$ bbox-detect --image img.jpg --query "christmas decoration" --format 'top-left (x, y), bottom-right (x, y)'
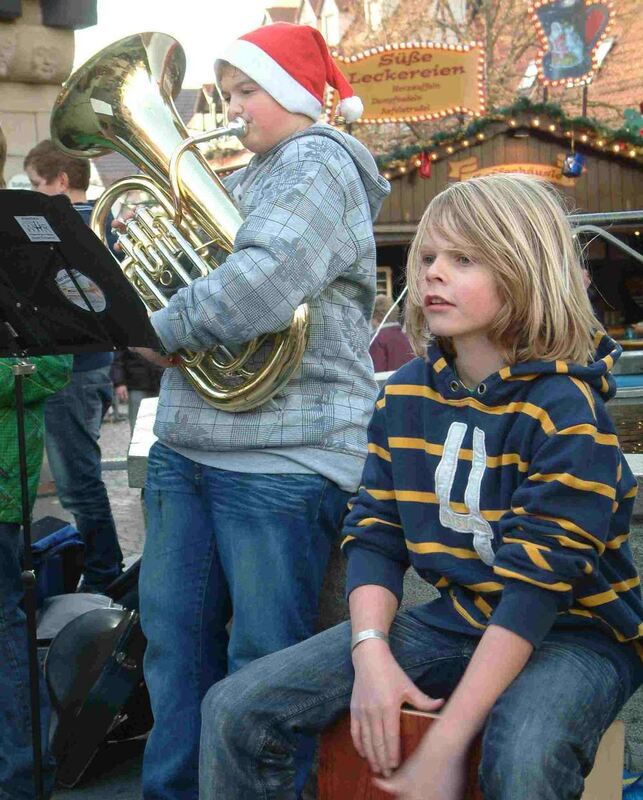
top-left (623, 105), bottom-right (643, 138)
top-left (215, 22), bottom-right (364, 123)
top-left (419, 151), bottom-right (432, 179)
top-left (372, 98), bottom-right (643, 178)
top-left (528, 0), bottom-right (612, 87)
top-left (562, 151), bottom-right (586, 176)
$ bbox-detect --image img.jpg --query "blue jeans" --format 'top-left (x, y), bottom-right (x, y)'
top-left (140, 442), bottom-right (350, 800)
top-left (45, 366), bottom-right (123, 591)
top-left (200, 612), bottom-right (636, 800)
top-left (0, 524), bottom-right (56, 800)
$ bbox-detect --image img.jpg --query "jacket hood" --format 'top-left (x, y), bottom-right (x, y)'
top-left (428, 332), bottom-right (622, 403)
top-left (247, 122), bottom-right (390, 222)
top-left (301, 123), bottom-right (390, 221)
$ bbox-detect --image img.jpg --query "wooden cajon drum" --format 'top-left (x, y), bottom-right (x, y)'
top-left (318, 709), bottom-right (483, 800)
top-left (318, 711), bottom-right (624, 800)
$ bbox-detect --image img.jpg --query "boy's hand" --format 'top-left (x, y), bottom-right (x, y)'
top-left (372, 725), bottom-right (467, 800)
top-left (350, 640), bottom-right (443, 777)
top-left (372, 624), bottom-right (534, 799)
top-left (110, 208), bottom-right (134, 253)
top-left (129, 347), bottom-right (175, 368)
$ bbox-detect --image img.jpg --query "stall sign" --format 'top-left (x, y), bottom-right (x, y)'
top-left (329, 42), bottom-right (485, 124)
top-left (448, 155), bottom-right (576, 187)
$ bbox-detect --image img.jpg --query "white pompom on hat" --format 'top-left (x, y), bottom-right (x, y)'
top-left (214, 22), bottom-right (364, 123)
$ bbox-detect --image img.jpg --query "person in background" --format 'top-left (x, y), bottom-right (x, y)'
top-left (111, 349), bottom-right (164, 433)
top-left (131, 22), bottom-right (389, 799)
top-left (24, 140), bottom-right (123, 594)
top-left (198, 174), bottom-right (642, 800)
top-left (369, 293), bottom-right (414, 373)
top-left (0, 124), bottom-right (73, 800)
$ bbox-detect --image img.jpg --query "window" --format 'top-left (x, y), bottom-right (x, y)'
top-left (320, 0), bottom-right (340, 45)
top-left (595, 36), bottom-right (614, 67)
top-left (518, 60), bottom-right (538, 92)
top-left (364, 0), bottom-right (382, 31)
top-left (376, 266), bottom-right (393, 299)
top-left (298, 0), bottom-right (318, 27)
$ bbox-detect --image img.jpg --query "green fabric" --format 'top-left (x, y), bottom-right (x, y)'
top-left (0, 356), bottom-right (72, 522)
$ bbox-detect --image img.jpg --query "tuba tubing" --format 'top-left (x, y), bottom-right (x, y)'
top-left (50, 32), bottom-right (309, 412)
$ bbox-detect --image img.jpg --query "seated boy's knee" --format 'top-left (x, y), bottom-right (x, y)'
top-left (200, 681), bottom-right (243, 751)
top-left (479, 731), bottom-right (582, 799)
top-left (202, 680), bottom-right (232, 723)
top-left (201, 675), bottom-right (256, 735)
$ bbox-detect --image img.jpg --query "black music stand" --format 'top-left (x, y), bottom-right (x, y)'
top-left (0, 189), bottom-right (159, 799)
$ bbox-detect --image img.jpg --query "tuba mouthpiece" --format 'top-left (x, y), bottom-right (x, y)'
top-left (227, 118), bottom-right (247, 139)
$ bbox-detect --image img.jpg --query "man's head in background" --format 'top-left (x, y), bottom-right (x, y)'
top-left (24, 139), bottom-right (89, 202)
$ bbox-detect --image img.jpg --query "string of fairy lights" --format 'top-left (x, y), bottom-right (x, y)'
top-left (373, 102), bottom-right (643, 180)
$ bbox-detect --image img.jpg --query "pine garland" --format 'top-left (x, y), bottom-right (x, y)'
top-left (373, 97), bottom-right (643, 169)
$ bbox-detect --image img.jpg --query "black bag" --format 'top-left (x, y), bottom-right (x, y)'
top-left (40, 555), bottom-right (151, 787)
top-left (104, 556), bottom-right (141, 611)
top-left (45, 605), bottom-right (150, 787)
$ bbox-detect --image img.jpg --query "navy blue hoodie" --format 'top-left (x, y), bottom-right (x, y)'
top-left (343, 334), bottom-right (642, 673)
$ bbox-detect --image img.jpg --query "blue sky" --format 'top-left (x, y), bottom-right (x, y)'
top-left (74, 0), bottom-right (267, 88)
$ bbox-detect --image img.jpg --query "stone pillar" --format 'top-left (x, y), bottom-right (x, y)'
top-left (0, 0), bottom-right (74, 183)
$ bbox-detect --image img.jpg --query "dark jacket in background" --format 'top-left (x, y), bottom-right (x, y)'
top-left (111, 350), bottom-right (164, 394)
top-left (72, 200), bottom-right (116, 373)
top-left (369, 322), bottom-right (414, 373)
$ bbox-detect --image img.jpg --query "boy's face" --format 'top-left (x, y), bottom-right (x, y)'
top-left (219, 68), bottom-right (312, 155)
top-left (418, 227), bottom-right (503, 350)
top-left (25, 165), bottom-right (66, 196)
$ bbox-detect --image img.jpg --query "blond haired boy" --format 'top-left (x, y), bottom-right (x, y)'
top-left (200, 175), bottom-right (642, 800)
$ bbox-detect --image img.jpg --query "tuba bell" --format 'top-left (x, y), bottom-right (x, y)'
top-left (50, 32), bottom-right (308, 412)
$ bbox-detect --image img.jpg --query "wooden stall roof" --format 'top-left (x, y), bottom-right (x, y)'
top-left (374, 111), bottom-right (643, 243)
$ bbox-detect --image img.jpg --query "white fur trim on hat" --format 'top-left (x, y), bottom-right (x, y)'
top-left (215, 39), bottom-right (322, 121)
top-left (339, 95), bottom-right (364, 123)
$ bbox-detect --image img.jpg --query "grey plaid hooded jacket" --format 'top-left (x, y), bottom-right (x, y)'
top-left (151, 123), bottom-right (390, 466)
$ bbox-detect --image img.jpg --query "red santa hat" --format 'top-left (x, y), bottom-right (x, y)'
top-left (214, 22), bottom-right (364, 123)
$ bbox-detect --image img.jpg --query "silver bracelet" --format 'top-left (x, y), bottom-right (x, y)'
top-left (351, 628), bottom-right (390, 653)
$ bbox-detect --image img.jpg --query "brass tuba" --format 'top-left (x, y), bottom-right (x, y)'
top-left (50, 32), bottom-right (308, 412)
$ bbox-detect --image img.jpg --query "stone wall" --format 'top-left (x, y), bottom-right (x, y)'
top-left (0, 0), bottom-right (73, 183)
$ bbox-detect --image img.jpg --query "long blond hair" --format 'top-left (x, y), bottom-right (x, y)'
top-left (405, 173), bottom-right (601, 365)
